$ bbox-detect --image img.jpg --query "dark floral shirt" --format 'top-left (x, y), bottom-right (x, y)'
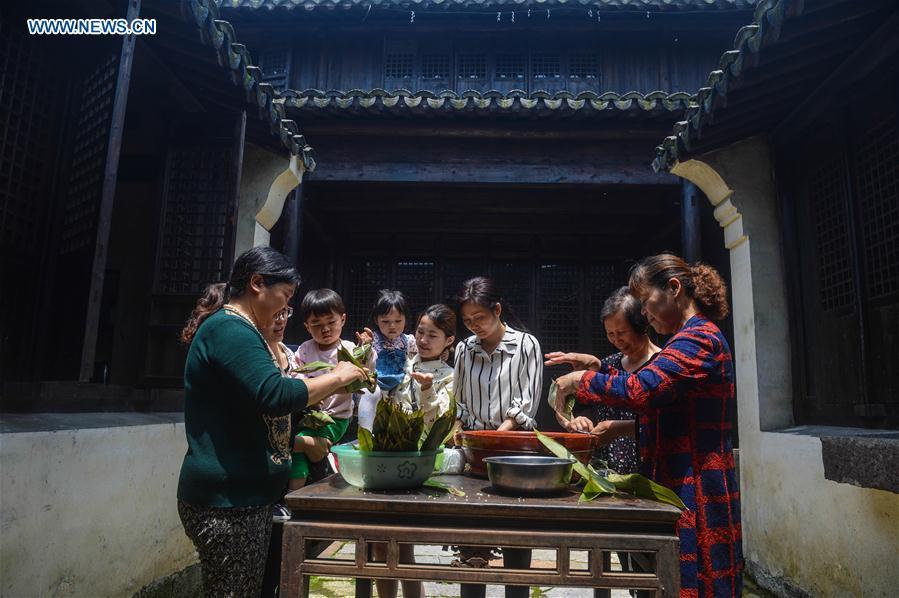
top-left (572, 352), bottom-right (639, 474)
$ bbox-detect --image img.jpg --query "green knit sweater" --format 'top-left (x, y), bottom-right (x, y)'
top-left (177, 308), bottom-right (309, 507)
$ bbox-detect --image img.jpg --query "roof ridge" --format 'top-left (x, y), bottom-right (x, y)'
top-left (187, 0), bottom-right (316, 167)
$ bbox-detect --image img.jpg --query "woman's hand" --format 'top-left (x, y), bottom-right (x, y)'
top-left (410, 371), bottom-right (434, 391)
top-left (333, 361), bottom-right (367, 387)
top-left (544, 352), bottom-right (601, 371)
top-left (588, 420), bottom-right (635, 446)
top-left (295, 435), bottom-right (332, 462)
top-left (496, 418), bottom-right (518, 432)
top-left (563, 415), bottom-right (594, 433)
top-left (554, 370), bottom-right (586, 401)
top-left (355, 327), bottom-right (374, 346)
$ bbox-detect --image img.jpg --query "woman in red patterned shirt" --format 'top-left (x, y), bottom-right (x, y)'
top-left (554, 254), bottom-right (742, 598)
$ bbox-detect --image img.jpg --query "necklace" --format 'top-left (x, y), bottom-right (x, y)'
top-left (223, 304), bottom-right (278, 363)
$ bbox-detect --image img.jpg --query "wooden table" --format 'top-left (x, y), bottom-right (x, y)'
top-left (281, 474), bottom-right (681, 597)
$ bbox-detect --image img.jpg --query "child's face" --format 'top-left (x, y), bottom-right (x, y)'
top-left (376, 308), bottom-right (406, 340)
top-left (304, 310), bottom-right (346, 347)
top-left (415, 315), bottom-right (454, 360)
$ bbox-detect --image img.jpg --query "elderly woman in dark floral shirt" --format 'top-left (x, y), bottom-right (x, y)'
top-left (546, 286), bottom-right (660, 473)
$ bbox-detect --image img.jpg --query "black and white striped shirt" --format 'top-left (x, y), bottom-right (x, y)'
top-left (453, 325), bottom-right (543, 430)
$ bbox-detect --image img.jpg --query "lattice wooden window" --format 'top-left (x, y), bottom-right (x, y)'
top-left (385, 53), bottom-right (414, 80)
top-left (155, 146), bottom-right (234, 295)
top-left (538, 263), bottom-right (579, 344)
top-left (59, 52), bottom-right (119, 255)
top-left (810, 156), bottom-right (855, 312)
top-left (258, 47), bottom-right (290, 90)
top-left (854, 114), bottom-right (899, 300)
top-left (492, 262), bottom-right (533, 331)
top-left (587, 263), bottom-right (619, 358)
top-left (421, 54), bottom-right (450, 80)
top-left (495, 54), bottom-right (525, 81)
top-left (532, 54), bottom-right (561, 80)
top-left (457, 54), bottom-right (486, 80)
top-left (569, 53), bottom-right (599, 81)
top-left (396, 261), bottom-right (436, 318)
top-left (344, 259), bottom-right (390, 335)
top-left (0, 26), bottom-right (54, 250)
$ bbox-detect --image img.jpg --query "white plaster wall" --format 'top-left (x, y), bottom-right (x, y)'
top-left (235, 143), bottom-right (290, 256)
top-left (742, 431), bottom-right (899, 596)
top-left (690, 137), bottom-right (899, 596)
top-left (0, 418), bottom-right (195, 597)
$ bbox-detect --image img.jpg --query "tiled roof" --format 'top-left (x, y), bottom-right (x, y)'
top-left (652, 0), bottom-right (798, 171)
top-left (285, 88), bottom-right (694, 117)
top-left (186, 0), bottom-right (316, 169)
top-left (218, 0), bottom-right (755, 11)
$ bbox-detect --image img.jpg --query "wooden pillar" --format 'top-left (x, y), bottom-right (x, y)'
top-left (79, 0), bottom-right (140, 381)
top-left (681, 180), bottom-right (702, 263)
top-left (282, 184), bottom-right (304, 267)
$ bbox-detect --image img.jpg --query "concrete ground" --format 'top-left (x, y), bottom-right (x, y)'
top-left (306, 542), bottom-right (775, 597)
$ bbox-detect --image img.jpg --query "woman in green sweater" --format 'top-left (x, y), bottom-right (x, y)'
top-left (177, 246), bottom-right (366, 597)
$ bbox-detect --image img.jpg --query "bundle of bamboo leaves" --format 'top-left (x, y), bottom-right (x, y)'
top-left (292, 342), bottom-right (378, 393)
top-left (357, 394), bottom-right (457, 453)
top-left (535, 430), bottom-right (686, 510)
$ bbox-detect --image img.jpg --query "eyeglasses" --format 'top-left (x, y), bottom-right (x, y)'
top-left (274, 307), bottom-right (294, 322)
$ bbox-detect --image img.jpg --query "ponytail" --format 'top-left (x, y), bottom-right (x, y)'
top-left (629, 253), bottom-right (730, 322)
top-left (690, 263), bottom-right (729, 321)
top-left (180, 283), bottom-right (227, 344)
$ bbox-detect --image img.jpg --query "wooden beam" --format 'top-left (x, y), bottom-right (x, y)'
top-left (305, 161), bottom-right (673, 186)
top-left (80, 0), bottom-right (141, 381)
top-left (775, 9), bottom-right (899, 144)
top-left (225, 110), bottom-right (247, 272)
top-left (294, 120), bottom-right (673, 141)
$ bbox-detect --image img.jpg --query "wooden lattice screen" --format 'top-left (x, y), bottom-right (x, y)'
top-left (155, 146), bottom-right (235, 295)
top-left (0, 23), bottom-right (59, 381)
top-left (810, 155), bottom-right (855, 313)
top-left (854, 113), bottom-right (899, 301)
top-left (793, 104), bottom-right (899, 427)
top-left (59, 52), bottom-right (120, 256)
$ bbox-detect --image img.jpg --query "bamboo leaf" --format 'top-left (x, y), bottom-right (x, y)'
top-left (297, 410), bottom-right (335, 430)
top-left (423, 478), bottom-right (466, 497)
top-left (338, 343), bottom-right (377, 393)
top-left (293, 361), bottom-right (335, 374)
top-left (607, 473), bottom-right (686, 510)
top-left (357, 427), bottom-right (375, 452)
top-left (420, 395), bottom-right (457, 451)
top-left (535, 429), bottom-right (615, 494)
top-left (580, 478), bottom-right (612, 503)
top-left (547, 381), bottom-right (576, 423)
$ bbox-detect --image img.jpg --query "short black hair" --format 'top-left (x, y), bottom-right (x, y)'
top-left (370, 289), bottom-right (410, 325)
top-left (300, 289), bottom-right (345, 321)
top-left (600, 286), bottom-right (649, 334)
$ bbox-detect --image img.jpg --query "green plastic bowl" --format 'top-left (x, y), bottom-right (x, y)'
top-left (331, 444), bottom-right (442, 490)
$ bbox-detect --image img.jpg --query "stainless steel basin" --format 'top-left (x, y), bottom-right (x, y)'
top-left (484, 455), bottom-right (575, 495)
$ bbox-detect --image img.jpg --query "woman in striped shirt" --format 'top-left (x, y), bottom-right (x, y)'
top-left (452, 276), bottom-right (542, 598)
top-left (453, 277), bottom-right (543, 432)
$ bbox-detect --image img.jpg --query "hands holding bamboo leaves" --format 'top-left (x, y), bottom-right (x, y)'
top-left (294, 342), bottom-right (378, 394)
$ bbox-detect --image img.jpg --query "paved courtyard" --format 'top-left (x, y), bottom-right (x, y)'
top-left (305, 541), bottom-right (773, 597)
